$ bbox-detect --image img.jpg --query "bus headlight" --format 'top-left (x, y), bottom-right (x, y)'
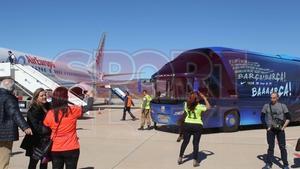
top-left (174, 111), bottom-right (184, 115)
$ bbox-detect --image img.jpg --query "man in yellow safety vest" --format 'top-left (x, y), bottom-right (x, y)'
top-left (138, 90), bottom-right (152, 130)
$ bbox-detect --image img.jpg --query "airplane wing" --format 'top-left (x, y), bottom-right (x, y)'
top-left (103, 72), bottom-right (143, 77)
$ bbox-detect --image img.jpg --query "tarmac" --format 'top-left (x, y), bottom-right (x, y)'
top-left (10, 108), bottom-right (300, 169)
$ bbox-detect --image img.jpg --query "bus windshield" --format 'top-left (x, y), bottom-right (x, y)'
top-left (154, 77), bottom-right (198, 101)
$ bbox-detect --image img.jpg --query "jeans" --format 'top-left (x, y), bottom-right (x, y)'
top-left (266, 129), bottom-right (288, 167)
top-left (51, 149), bottom-right (80, 169)
top-left (179, 123), bottom-right (202, 160)
top-left (122, 107), bottom-right (135, 120)
top-left (28, 157), bottom-right (47, 169)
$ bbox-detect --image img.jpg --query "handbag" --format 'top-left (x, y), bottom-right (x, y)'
top-left (31, 115), bottom-right (63, 160)
top-left (31, 138), bottom-right (52, 160)
top-left (20, 135), bottom-right (33, 150)
top-left (296, 138), bottom-right (300, 151)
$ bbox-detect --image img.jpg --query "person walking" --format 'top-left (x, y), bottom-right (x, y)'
top-left (261, 92), bottom-right (291, 169)
top-left (121, 91), bottom-right (137, 121)
top-left (138, 90), bottom-right (152, 130)
top-left (82, 90), bottom-right (94, 114)
top-left (43, 87), bottom-right (82, 169)
top-left (21, 88), bottom-right (51, 169)
top-left (0, 78), bottom-right (32, 169)
top-left (178, 91), bottom-right (211, 167)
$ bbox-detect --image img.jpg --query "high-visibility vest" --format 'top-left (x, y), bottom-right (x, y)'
top-left (127, 96), bottom-right (133, 107)
top-left (141, 94), bottom-right (152, 109)
top-left (184, 102), bottom-right (207, 125)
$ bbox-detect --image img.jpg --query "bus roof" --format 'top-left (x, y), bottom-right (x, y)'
top-left (152, 47), bottom-right (300, 78)
top-left (207, 47), bottom-right (300, 61)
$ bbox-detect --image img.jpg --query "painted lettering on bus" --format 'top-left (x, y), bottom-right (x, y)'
top-left (251, 82), bottom-right (292, 97)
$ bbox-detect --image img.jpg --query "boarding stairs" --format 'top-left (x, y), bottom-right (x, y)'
top-left (111, 87), bottom-right (126, 101)
top-left (0, 63), bottom-right (86, 106)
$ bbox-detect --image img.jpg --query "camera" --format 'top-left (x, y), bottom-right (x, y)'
top-left (271, 118), bottom-right (284, 130)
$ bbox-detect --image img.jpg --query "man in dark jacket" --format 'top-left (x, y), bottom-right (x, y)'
top-left (7, 51), bottom-right (16, 64)
top-left (0, 78), bottom-right (32, 169)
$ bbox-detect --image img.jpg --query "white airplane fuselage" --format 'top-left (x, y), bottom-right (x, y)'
top-left (0, 47), bottom-right (101, 90)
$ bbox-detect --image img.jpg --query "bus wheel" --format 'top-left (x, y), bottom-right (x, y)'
top-left (223, 111), bottom-right (240, 132)
top-left (153, 122), bottom-right (158, 130)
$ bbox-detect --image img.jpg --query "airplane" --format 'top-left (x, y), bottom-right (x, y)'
top-left (0, 33), bottom-right (133, 99)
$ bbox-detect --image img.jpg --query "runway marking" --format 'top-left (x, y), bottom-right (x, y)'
top-left (286, 138), bottom-right (298, 141)
top-left (111, 131), bottom-right (158, 169)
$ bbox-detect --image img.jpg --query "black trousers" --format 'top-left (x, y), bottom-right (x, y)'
top-left (179, 123), bottom-right (202, 160)
top-left (51, 149), bottom-right (80, 169)
top-left (28, 157), bottom-right (47, 169)
top-left (266, 129), bottom-right (288, 167)
top-left (122, 107), bottom-right (135, 119)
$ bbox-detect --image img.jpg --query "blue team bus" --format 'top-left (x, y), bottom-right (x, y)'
top-left (150, 47), bottom-right (300, 132)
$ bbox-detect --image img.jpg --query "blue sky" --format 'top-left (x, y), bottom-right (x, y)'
top-left (1, 0), bottom-right (300, 67)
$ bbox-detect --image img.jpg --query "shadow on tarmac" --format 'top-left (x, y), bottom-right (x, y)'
top-left (182, 150), bottom-right (214, 164)
top-left (76, 128), bottom-right (90, 131)
top-left (155, 124), bottom-right (265, 135)
top-left (11, 151), bottom-right (24, 156)
top-left (155, 125), bottom-right (179, 134)
top-left (78, 116), bottom-right (95, 120)
top-left (155, 123), bottom-right (300, 135)
top-left (257, 154), bottom-right (284, 169)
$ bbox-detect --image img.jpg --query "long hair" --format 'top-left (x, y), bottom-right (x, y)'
top-left (186, 91), bottom-right (198, 112)
top-left (29, 88), bottom-right (45, 109)
top-left (186, 91), bottom-right (198, 119)
top-left (52, 87), bottom-right (69, 123)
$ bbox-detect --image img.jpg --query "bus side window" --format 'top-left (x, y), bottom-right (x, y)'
top-left (205, 66), bottom-right (221, 98)
top-left (187, 78), bottom-right (194, 93)
top-left (199, 88), bottom-right (208, 95)
top-left (228, 89), bottom-right (237, 97)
